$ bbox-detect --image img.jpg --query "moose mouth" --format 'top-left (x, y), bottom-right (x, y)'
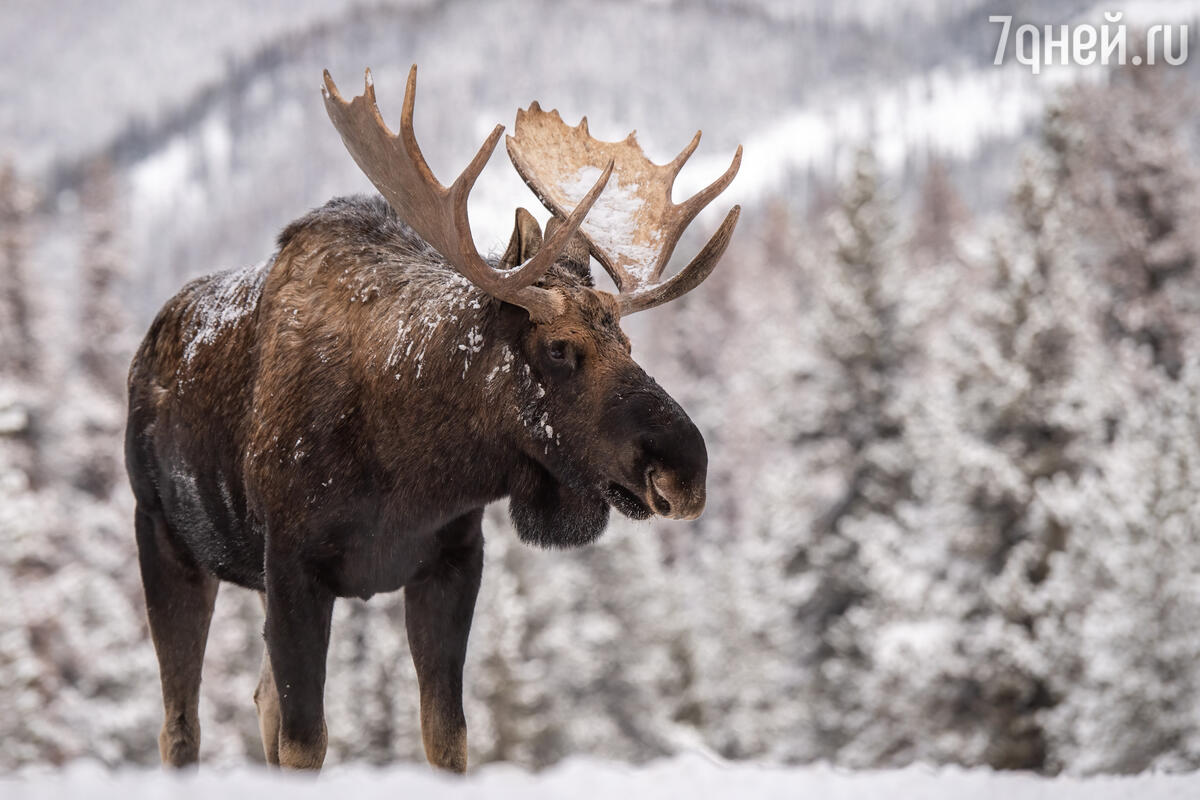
top-left (603, 467), bottom-right (706, 521)
top-left (602, 481), bottom-right (654, 520)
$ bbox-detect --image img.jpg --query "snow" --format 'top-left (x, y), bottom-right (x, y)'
top-left (0, 388), bottom-right (29, 435)
top-left (485, 344), bottom-right (515, 387)
top-left (458, 326), bottom-right (485, 379)
top-left (3, 756), bottom-right (1197, 799)
top-left (384, 273), bottom-right (485, 381)
top-left (513, 359), bottom-right (553, 448)
top-left (675, 64), bottom-right (1094, 208)
top-left (181, 257), bottom-right (273, 365)
top-left (558, 166), bottom-right (662, 282)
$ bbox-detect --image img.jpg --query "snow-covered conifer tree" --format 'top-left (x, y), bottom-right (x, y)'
top-left (1044, 63), bottom-right (1200, 378)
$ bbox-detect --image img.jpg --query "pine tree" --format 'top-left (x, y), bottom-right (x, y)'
top-left (792, 148), bottom-right (918, 762)
top-left (324, 595), bottom-right (422, 765)
top-left (643, 197), bottom-right (829, 763)
top-left (0, 160), bottom-right (36, 379)
top-left (910, 156), bottom-right (968, 264)
top-left (1037, 352), bottom-right (1200, 773)
top-left (0, 160), bottom-right (43, 487)
top-left (69, 158), bottom-right (132, 498)
top-left (909, 154), bottom-right (1107, 769)
top-left (78, 159), bottom-right (131, 397)
top-left (463, 512), bottom-right (688, 768)
top-left (1045, 63), bottom-right (1200, 378)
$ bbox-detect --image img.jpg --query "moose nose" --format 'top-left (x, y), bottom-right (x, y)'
top-left (618, 374), bottom-right (708, 520)
top-left (646, 466), bottom-right (706, 520)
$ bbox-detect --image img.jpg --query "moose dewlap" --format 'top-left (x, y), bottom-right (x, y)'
top-left (124, 65), bottom-right (740, 773)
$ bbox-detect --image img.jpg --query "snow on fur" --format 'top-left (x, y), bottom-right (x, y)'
top-left (181, 257), bottom-right (273, 365)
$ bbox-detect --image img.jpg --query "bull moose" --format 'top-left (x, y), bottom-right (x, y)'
top-left (125, 65), bottom-right (741, 772)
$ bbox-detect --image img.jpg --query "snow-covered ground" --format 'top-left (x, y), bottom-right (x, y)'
top-left (3, 755), bottom-right (1198, 799)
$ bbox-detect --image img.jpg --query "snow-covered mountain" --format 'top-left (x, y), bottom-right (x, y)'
top-left (5, 0), bottom-right (1158, 316)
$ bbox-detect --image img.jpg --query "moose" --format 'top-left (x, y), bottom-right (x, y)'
top-left (125, 65), bottom-right (741, 773)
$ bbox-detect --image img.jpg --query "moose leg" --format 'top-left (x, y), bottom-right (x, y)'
top-left (135, 504), bottom-right (219, 767)
top-left (263, 548), bottom-right (334, 770)
top-left (405, 510), bottom-right (484, 774)
top-left (253, 593), bottom-right (282, 766)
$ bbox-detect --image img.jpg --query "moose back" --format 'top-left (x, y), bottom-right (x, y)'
top-left (125, 66), bottom-right (740, 772)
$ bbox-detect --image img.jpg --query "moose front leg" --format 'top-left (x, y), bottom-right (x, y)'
top-left (263, 543), bottom-right (335, 770)
top-left (405, 510), bottom-right (484, 773)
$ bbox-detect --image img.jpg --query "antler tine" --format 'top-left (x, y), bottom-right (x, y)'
top-left (619, 205), bottom-right (740, 315)
top-left (667, 130), bottom-right (702, 177)
top-left (506, 103), bottom-right (741, 313)
top-left (323, 66), bottom-right (612, 321)
top-left (645, 143), bottom-right (743, 284)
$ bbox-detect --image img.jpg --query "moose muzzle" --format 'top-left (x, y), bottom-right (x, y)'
top-left (646, 465), bottom-right (707, 520)
top-left (634, 397), bottom-right (708, 521)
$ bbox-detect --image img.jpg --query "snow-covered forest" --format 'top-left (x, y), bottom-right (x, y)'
top-left (5, 0), bottom-right (1200, 783)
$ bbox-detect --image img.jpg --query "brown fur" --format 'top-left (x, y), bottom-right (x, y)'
top-left (126, 195), bottom-right (708, 772)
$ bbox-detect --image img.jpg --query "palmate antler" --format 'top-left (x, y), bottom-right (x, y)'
top-left (506, 104), bottom-right (742, 314)
top-left (322, 66), bottom-right (613, 322)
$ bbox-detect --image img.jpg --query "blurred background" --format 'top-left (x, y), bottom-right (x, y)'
top-left (4, 0), bottom-right (1200, 776)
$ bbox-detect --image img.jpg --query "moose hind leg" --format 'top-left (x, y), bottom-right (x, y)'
top-left (405, 510), bottom-right (484, 773)
top-left (254, 594), bottom-right (282, 766)
top-left (135, 505), bottom-right (219, 767)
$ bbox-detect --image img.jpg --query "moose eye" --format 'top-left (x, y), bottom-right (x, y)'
top-left (545, 340), bottom-right (580, 372)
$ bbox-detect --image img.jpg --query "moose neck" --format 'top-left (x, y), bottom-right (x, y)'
top-left (358, 281), bottom-right (528, 492)
top-left (354, 269), bottom-right (610, 548)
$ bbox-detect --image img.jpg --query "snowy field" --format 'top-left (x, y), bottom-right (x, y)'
top-left (3, 756), bottom-right (1199, 800)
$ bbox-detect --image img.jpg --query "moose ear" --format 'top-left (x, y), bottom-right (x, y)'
top-left (543, 216), bottom-right (593, 285)
top-left (499, 207), bottom-right (544, 269)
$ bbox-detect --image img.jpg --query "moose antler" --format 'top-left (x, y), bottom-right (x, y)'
top-left (322, 66), bottom-right (613, 322)
top-left (506, 103), bottom-right (741, 315)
